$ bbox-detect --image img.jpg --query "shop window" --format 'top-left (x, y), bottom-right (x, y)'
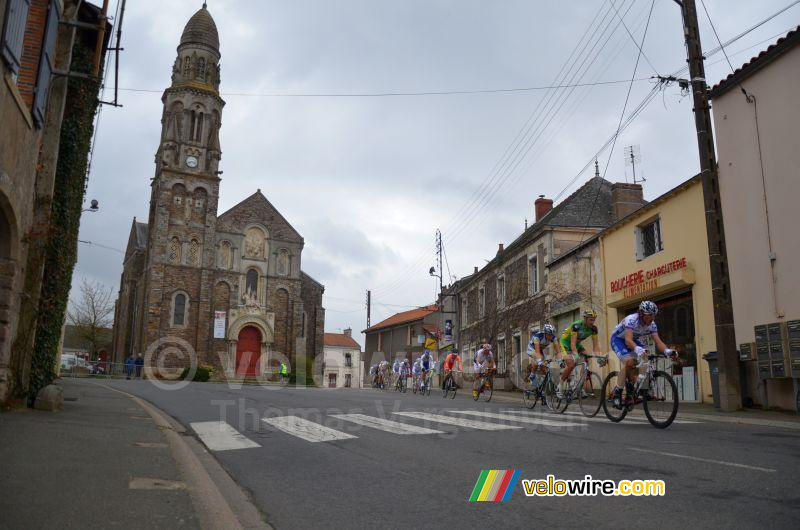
top-left (636, 217), bottom-right (663, 260)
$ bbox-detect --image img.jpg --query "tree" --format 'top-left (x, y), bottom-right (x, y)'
top-left (67, 279), bottom-right (115, 360)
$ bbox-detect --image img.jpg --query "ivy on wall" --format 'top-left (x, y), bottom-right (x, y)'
top-left (27, 39), bottom-right (103, 402)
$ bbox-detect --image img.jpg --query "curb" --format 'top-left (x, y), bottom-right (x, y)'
top-left (99, 383), bottom-right (272, 529)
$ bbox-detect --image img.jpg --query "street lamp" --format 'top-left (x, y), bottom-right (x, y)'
top-left (82, 199), bottom-right (99, 213)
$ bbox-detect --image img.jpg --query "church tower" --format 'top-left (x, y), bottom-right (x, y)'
top-left (142, 4), bottom-right (225, 363)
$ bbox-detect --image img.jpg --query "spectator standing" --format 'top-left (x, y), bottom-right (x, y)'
top-left (134, 354), bottom-right (144, 379)
top-left (124, 355), bottom-right (135, 380)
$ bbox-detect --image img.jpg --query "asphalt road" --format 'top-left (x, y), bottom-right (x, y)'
top-left (102, 379), bottom-right (800, 529)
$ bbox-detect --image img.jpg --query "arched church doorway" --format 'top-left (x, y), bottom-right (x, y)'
top-left (236, 326), bottom-right (261, 376)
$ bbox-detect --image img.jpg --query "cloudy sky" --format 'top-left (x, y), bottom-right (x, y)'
top-left (73, 0), bottom-right (799, 346)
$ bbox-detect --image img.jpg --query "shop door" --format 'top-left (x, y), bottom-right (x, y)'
top-left (621, 291), bottom-right (697, 402)
top-left (236, 326), bottom-right (261, 376)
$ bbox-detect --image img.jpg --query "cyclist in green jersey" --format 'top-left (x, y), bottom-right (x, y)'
top-left (557, 309), bottom-right (602, 398)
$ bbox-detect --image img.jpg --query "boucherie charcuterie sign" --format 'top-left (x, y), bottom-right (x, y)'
top-left (609, 257), bottom-right (688, 296)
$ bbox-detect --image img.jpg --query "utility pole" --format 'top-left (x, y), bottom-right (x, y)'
top-left (435, 229), bottom-right (443, 293)
top-left (366, 290), bottom-right (371, 329)
top-left (676, 0), bottom-right (740, 410)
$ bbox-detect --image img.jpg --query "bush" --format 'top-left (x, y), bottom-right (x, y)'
top-left (180, 364), bottom-right (214, 382)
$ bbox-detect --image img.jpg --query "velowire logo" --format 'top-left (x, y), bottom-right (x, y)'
top-left (469, 470), bottom-right (521, 502)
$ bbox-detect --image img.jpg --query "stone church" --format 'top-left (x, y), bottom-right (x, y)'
top-left (111, 5), bottom-right (325, 378)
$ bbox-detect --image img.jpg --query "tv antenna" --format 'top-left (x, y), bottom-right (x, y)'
top-left (624, 145), bottom-right (644, 184)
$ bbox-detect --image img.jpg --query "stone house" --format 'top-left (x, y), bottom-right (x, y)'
top-left (452, 177), bottom-right (643, 389)
top-left (0, 0), bottom-right (107, 402)
top-left (322, 329), bottom-right (362, 388)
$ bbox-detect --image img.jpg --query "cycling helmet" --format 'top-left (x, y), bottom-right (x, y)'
top-left (452, 348), bottom-right (459, 354)
top-left (582, 308), bottom-right (598, 318)
top-left (639, 300), bottom-right (658, 315)
top-left (543, 324), bottom-right (556, 335)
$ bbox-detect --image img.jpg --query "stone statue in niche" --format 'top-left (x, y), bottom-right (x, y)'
top-left (241, 288), bottom-right (259, 309)
top-left (172, 57), bottom-right (181, 83)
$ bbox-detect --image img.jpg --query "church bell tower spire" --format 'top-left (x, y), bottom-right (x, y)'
top-left (156, 4), bottom-right (225, 177)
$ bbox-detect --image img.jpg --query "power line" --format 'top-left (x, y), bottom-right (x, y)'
top-left (607, 0), bottom-right (661, 76)
top-left (699, 0), bottom-right (738, 74)
top-left (78, 239), bottom-right (125, 254)
top-left (117, 77), bottom-right (651, 98)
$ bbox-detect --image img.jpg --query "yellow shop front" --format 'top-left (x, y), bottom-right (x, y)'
top-left (599, 176), bottom-right (716, 404)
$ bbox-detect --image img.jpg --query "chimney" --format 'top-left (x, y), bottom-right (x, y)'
top-left (343, 328), bottom-right (352, 337)
top-left (474, 266), bottom-right (478, 274)
top-left (535, 195), bottom-right (553, 222)
top-left (498, 243), bottom-right (504, 254)
top-left (611, 183), bottom-right (645, 221)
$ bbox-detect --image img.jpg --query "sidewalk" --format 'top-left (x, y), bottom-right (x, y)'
top-left (0, 379), bottom-right (269, 529)
top-left (0, 379), bottom-right (198, 529)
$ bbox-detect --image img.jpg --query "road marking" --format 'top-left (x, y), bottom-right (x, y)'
top-left (262, 416), bottom-right (357, 443)
top-left (448, 410), bottom-right (584, 427)
top-left (190, 421), bottom-right (261, 451)
top-left (393, 412), bottom-right (522, 431)
top-left (330, 414), bottom-right (444, 435)
top-left (631, 448), bottom-right (777, 473)
top-left (129, 477), bottom-right (186, 491)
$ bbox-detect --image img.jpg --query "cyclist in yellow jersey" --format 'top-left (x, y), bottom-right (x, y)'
top-left (557, 309), bottom-right (603, 398)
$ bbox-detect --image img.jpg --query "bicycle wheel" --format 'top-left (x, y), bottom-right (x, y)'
top-left (449, 378), bottom-right (457, 399)
top-left (578, 371), bottom-right (603, 418)
top-left (441, 377), bottom-right (449, 398)
top-left (522, 381), bottom-right (538, 409)
top-left (481, 375), bottom-right (493, 402)
top-left (643, 370), bottom-right (679, 429)
top-left (601, 371), bottom-right (628, 422)
top-left (549, 376), bottom-right (569, 413)
top-left (472, 377), bottom-right (481, 401)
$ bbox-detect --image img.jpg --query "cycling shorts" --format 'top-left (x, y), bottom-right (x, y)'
top-left (611, 336), bottom-right (646, 361)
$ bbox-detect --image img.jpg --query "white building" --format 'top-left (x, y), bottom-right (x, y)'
top-left (322, 329), bottom-right (362, 388)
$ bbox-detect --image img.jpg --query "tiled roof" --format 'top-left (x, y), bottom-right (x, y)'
top-left (710, 26), bottom-right (800, 99)
top-left (422, 324), bottom-right (440, 335)
top-left (363, 304), bottom-right (437, 333)
top-left (323, 333), bottom-right (361, 349)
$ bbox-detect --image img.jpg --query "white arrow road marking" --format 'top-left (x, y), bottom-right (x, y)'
top-left (447, 410), bottom-right (584, 427)
top-left (392, 412), bottom-right (522, 431)
top-left (631, 448), bottom-right (776, 473)
top-left (190, 421), bottom-right (261, 451)
top-left (262, 416), bottom-right (357, 443)
top-left (330, 414), bottom-right (444, 435)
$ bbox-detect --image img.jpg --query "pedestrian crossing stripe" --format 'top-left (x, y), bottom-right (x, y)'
top-left (451, 410), bottom-right (585, 428)
top-left (190, 421), bottom-right (261, 451)
top-left (263, 416), bottom-right (357, 443)
top-left (470, 470), bottom-right (521, 501)
top-left (392, 411), bottom-right (523, 431)
top-left (330, 414), bottom-right (444, 435)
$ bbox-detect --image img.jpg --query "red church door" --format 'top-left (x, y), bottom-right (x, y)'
top-left (236, 326), bottom-right (261, 376)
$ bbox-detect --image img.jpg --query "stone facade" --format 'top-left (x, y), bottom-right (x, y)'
top-left (453, 177), bottom-right (643, 389)
top-left (111, 6), bottom-right (324, 378)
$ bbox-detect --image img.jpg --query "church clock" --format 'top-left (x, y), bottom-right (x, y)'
top-left (186, 155), bottom-right (198, 168)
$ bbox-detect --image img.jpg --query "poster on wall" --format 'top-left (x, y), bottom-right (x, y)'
top-left (213, 311), bottom-right (226, 339)
top-left (444, 320), bottom-right (453, 341)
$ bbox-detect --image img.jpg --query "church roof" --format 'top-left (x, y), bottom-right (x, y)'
top-left (217, 190), bottom-right (304, 244)
top-left (180, 5), bottom-right (219, 51)
top-left (134, 221), bottom-right (149, 249)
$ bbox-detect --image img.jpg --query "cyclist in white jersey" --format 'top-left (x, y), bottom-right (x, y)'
top-left (472, 344), bottom-right (495, 397)
top-left (610, 300), bottom-right (676, 407)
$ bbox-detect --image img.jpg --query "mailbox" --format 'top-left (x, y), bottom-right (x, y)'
top-left (758, 360), bottom-right (772, 380)
top-left (739, 343), bottom-right (754, 361)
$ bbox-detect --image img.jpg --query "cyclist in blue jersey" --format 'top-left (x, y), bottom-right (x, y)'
top-left (610, 300), bottom-right (676, 408)
top-left (527, 324), bottom-right (560, 383)
top-left (419, 350), bottom-right (434, 391)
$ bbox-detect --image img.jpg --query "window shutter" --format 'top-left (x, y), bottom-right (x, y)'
top-left (1, 0), bottom-right (31, 75)
top-left (32, 0), bottom-right (59, 127)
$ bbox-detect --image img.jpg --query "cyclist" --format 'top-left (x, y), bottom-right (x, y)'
top-left (610, 300), bottom-right (676, 408)
top-left (441, 348), bottom-right (464, 389)
top-left (368, 364), bottom-right (378, 387)
top-left (419, 350), bottom-right (434, 391)
top-left (472, 343), bottom-right (495, 398)
top-left (527, 324), bottom-right (560, 385)
top-left (398, 357), bottom-right (411, 387)
top-left (392, 358), bottom-right (403, 389)
top-left (378, 359), bottom-right (391, 388)
top-left (558, 309), bottom-right (603, 398)
top-left (411, 358), bottom-right (422, 390)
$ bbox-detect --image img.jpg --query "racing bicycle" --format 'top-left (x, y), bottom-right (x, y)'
top-left (601, 351), bottom-right (679, 429)
top-left (549, 354), bottom-right (607, 417)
